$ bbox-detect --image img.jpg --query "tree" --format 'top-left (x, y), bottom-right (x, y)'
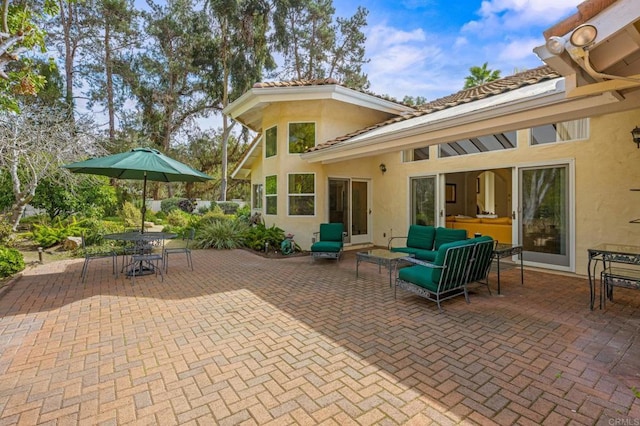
top-left (0, 104), bottom-right (103, 230)
top-left (81, 0), bottom-right (138, 144)
top-left (0, 0), bottom-right (59, 112)
top-left (463, 62), bottom-right (501, 89)
top-left (402, 95), bottom-right (427, 106)
top-left (205, 0), bottom-right (275, 201)
top-left (272, 0), bottom-right (369, 90)
top-left (119, 0), bottom-right (218, 152)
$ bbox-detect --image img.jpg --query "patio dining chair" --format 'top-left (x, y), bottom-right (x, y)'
top-left (163, 228), bottom-right (195, 272)
top-left (130, 236), bottom-right (165, 284)
top-left (80, 232), bottom-right (118, 283)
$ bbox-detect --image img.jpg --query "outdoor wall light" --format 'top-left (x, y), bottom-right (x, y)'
top-left (569, 24), bottom-right (598, 48)
top-left (632, 126), bottom-right (640, 148)
top-left (379, 163), bottom-right (387, 174)
top-left (546, 36), bottom-right (566, 55)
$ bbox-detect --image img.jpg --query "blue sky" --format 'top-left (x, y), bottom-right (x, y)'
top-left (332, 0), bottom-right (584, 101)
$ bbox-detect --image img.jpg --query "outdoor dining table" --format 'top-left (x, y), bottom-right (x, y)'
top-left (104, 231), bottom-right (177, 276)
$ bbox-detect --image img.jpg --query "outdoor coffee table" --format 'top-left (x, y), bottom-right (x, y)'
top-left (356, 249), bottom-right (414, 287)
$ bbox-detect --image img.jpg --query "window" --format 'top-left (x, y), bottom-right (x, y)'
top-left (265, 175), bottom-right (277, 215)
top-left (289, 122), bottom-right (315, 153)
top-left (530, 118), bottom-right (589, 145)
top-left (252, 184), bottom-right (263, 209)
top-left (265, 126), bottom-right (277, 158)
top-left (402, 146), bottom-right (430, 162)
top-left (288, 173), bottom-right (315, 216)
top-left (438, 131), bottom-right (517, 157)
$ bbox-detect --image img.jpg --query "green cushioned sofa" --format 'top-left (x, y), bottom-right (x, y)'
top-left (395, 236), bottom-right (494, 311)
top-left (388, 225), bottom-right (467, 261)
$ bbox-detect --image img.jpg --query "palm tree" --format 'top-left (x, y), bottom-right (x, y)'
top-left (463, 62), bottom-right (501, 89)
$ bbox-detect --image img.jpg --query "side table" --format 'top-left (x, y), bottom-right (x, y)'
top-left (492, 243), bottom-right (524, 294)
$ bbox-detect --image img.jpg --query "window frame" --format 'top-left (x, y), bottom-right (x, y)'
top-left (288, 122), bottom-right (316, 154)
top-left (252, 183), bottom-right (263, 210)
top-left (265, 125), bottom-right (277, 158)
top-left (530, 118), bottom-right (589, 146)
top-left (287, 172), bottom-right (316, 216)
top-left (265, 175), bottom-right (277, 215)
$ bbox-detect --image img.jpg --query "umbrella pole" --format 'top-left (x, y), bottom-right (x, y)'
top-left (141, 173), bottom-right (147, 233)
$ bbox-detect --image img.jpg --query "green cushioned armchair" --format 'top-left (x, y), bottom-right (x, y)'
top-left (311, 223), bottom-right (345, 261)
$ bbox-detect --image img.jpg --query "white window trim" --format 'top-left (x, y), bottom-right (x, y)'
top-left (287, 121), bottom-right (317, 155)
top-left (264, 125), bottom-right (278, 159)
top-left (287, 172), bottom-right (316, 217)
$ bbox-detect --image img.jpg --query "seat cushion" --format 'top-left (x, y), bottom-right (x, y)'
top-left (311, 241), bottom-right (342, 253)
top-left (398, 265), bottom-right (438, 292)
top-left (406, 225), bottom-right (435, 250)
top-left (434, 227), bottom-right (467, 249)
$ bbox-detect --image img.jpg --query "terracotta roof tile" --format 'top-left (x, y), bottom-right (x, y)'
top-left (306, 65), bottom-right (561, 153)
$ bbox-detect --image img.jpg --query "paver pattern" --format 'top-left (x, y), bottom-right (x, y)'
top-left (0, 249), bottom-right (638, 425)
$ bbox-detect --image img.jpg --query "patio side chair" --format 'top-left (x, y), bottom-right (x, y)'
top-left (130, 236), bottom-right (165, 284)
top-left (163, 228), bottom-right (195, 272)
top-left (81, 232), bottom-right (118, 283)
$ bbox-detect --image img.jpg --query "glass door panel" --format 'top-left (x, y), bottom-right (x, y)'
top-left (519, 164), bottom-right (570, 267)
top-left (351, 180), bottom-right (370, 244)
top-left (411, 176), bottom-right (437, 226)
top-left (329, 179), bottom-right (349, 243)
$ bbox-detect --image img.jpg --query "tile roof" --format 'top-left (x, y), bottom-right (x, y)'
top-left (306, 65), bottom-right (561, 153)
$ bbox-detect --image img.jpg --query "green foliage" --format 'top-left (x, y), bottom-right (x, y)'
top-left (31, 176), bottom-right (118, 220)
top-left (0, 247), bottom-right (25, 278)
top-left (195, 220), bottom-right (248, 250)
top-left (243, 223), bottom-right (285, 252)
top-left (199, 209), bottom-right (232, 225)
top-left (154, 211), bottom-right (167, 221)
top-left (30, 217), bottom-right (84, 248)
top-left (79, 218), bottom-right (123, 246)
top-left (217, 201), bottom-right (239, 215)
top-left (235, 204), bottom-right (251, 222)
top-left (463, 62), bottom-right (501, 89)
top-left (0, 0), bottom-right (59, 112)
top-left (121, 201), bottom-right (142, 228)
top-left (161, 197), bottom-right (183, 214)
top-left (167, 209), bottom-right (190, 227)
top-left (0, 218), bottom-right (13, 245)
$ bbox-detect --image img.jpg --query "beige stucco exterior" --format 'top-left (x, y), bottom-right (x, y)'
top-left (226, 0), bottom-right (640, 278)
top-left (235, 89), bottom-right (640, 277)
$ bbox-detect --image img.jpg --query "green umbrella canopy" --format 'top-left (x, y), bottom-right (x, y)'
top-left (62, 147), bottom-right (212, 183)
top-left (63, 148), bottom-right (212, 232)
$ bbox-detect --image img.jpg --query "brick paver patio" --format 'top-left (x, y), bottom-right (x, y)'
top-left (0, 249), bottom-right (638, 425)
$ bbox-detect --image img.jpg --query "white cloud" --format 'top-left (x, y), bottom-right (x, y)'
top-left (463, 0), bottom-right (583, 34)
top-left (497, 37), bottom-right (545, 62)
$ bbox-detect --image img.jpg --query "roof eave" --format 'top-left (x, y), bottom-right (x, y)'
top-left (301, 79), bottom-right (623, 163)
top-left (224, 85), bottom-right (414, 133)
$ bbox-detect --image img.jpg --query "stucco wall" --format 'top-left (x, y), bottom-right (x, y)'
top-left (248, 98), bottom-right (640, 276)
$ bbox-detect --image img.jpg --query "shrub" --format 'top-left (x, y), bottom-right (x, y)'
top-left (0, 246), bottom-right (25, 278)
top-left (178, 198), bottom-right (196, 213)
top-left (160, 197), bottom-right (182, 214)
top-left (217, 201), bottom-right (239, 215)
top-left (121, 201), bottom-right (142, 228)
top-left (0, 217), bottom-right (12, 245)
top-left (235, 205), bottom-right (251, 222)
top-left (167, 209), bottom-right (190, 227)
top-left (30, 217), bottom-right (84, 248)
top-left (243, 223), bottom-right (285, 252)
top-left (80, 218), bottom-right (123, 246)
top-left (195, 220), bottom-right (247, 249)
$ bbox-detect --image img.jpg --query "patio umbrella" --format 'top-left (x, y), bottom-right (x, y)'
top-left (62, 147), bottom-right (213, 232)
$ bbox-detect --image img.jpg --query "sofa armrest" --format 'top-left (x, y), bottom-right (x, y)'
top-left (403, 257), bottom-right (444, 269)
top-left (388, 236), bottom-right (408, 249)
